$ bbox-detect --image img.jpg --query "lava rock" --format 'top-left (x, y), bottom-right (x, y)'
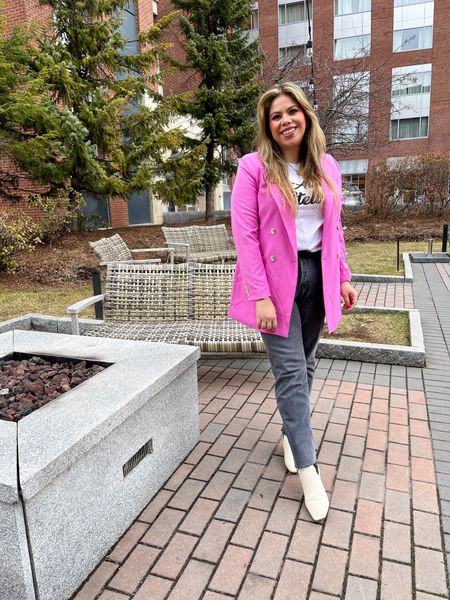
top-left (0, 355), bottom-right (105, 423)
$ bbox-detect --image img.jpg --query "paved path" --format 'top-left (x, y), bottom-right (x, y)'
top-left (353, 281), bottom-right (414, 309)
top-left (72, 275), bottom-right (449, 600)
top-left (436, 263), bottom-right (450, 293)
top-left (412, 262), bottom-right (450, 577)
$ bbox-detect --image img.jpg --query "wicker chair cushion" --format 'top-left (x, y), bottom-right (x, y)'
top-left (190, 250), bottom-right (237, 263)
top-left (89, 234), bottom-right (133, 263)
top-left (87, 319), bottom-right (265, 353)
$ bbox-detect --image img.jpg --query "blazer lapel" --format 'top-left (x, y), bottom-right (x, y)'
top-left (270, 183), bottom-right (298, 257)
top-left (321, 171), bottom-right (338, 227)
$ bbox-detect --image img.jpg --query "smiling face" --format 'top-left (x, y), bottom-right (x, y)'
top-left (268, 94), bottom-right (307, 163)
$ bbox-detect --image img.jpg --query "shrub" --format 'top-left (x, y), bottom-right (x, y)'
top-left (0, 212), bottom-right (41, 272)
top-left (26, 188), bottom-right (86, 247)
top-left (366, 153), bottom-right (450, 218)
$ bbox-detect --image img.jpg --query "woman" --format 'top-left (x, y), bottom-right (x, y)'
top-left (228, 82), bottom-right (357, 521)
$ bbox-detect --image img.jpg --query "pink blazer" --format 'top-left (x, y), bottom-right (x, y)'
top-left (228, 152), bottom-right (352, 337)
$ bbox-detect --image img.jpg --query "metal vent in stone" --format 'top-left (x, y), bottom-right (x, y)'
top-left (122, 439), bottom-right (153, 477)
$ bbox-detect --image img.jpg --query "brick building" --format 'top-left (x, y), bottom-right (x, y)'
top-left (160, 0), bottom-right (450, 200)
top-left (1, 0), bottom-right (171, 227)
top-left (3, 0), bottom-right (448, 223)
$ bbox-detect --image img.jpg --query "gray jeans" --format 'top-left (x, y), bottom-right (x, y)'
top-left (261, 250), bottom-right (325, 469)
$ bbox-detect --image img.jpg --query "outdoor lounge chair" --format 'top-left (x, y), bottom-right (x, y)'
top-left (89, 233), bottom-right (174, 266)
top-left (161, 224), bottom-right (237, 263)
top-left (67, 261), bottom-right (264, 353)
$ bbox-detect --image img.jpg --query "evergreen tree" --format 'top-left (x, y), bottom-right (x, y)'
top-left (170, 0), bottom-right (262, 220)
top-left (0, 2), bottom-right (205, 205)
top-left (37, 0), bottom-right (206, 201)
top-left (0, 18), bottom-right (92, 197)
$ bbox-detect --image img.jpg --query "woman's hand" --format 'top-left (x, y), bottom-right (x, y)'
top-left (340, 281), bottom-right (357, 310)
top-left (256, 297), bottom-right (277, 331)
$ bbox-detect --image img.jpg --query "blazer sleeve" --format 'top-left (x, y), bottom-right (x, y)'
top-left (231, 156), bottom-right (271, 301)
top-left (326, 154), bottom-right (352, 283)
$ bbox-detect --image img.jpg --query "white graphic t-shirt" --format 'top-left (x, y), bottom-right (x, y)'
top-left (287, 162), bottom-right (323, 252)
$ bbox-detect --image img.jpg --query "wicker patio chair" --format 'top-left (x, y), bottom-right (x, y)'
top-left (67, 261), bottom-right (264, 354)
top-left (161, 224), bottom-right (236, 263)
top-left (89, 233), bottom-right (174, 266)
top-left (195, 225), bottom-right (236, 260)
top-left (160, 226), bottom-right (196, 263)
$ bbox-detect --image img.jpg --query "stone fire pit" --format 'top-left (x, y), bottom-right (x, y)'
top-left (0, 330), bottom-right (200, 600)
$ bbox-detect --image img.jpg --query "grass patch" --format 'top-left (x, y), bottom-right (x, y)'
top-left (323, 310), bottom-right (410, 346)
top-left (0, 287), bottom-right (94, 322)
top-left (346, 240), bottom-right (426, 275)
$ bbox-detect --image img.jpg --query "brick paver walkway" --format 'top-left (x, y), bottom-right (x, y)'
top-left (436, 263), bottom-right (450, 293)
top-left (72, 276), bottom-right (450, 600)
top-left (353, 281), bottom-right (414, 309)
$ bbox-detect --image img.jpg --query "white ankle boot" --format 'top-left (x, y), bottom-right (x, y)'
top-left (283, 435), bottom-right (297, 473)
top-left (298, 464), bottom-right (329, 521)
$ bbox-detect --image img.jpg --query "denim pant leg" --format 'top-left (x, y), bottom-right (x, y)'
top-left (296, 253), bottom-right (325, 396)
top-left (261, 252), bottom-right (325, 469)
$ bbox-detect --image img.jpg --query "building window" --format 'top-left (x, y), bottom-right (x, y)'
top-left (392, 67), bottom-right (431, 96)
top-left (343, 174), bottom-right (366, 195)
top-left (394, 0), bottom-right (432, 6)
top-left (250, 7), bottom-right (259, 30)
top-left (390, 116), bottom-right (429, 140)
top-left (120, 0), bottom-right (138, 56)
top-left (334, 34), bottom-right (370, 59)
top-left (293, 80), bottom-right (311, 95)
top-left (333, 121), bottom-right (368, 144)
top-left (278, 1), bottom-right (311, 25)
top-left (393, 26), bottom-right (432, 52)
top-left (339, 159), bottom-right (368, 196)
top-left (391, 65), bottom-right (430, 141)
top-left (334, 0), bottom-right (370, 16)
top-left (333, 72), bottom-right (370, 144)
top-left (278, 45), bottom-right (306, 67)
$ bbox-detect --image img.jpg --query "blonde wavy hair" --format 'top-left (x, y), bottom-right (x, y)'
top-left (256, 82), bottom-right (336, 214)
